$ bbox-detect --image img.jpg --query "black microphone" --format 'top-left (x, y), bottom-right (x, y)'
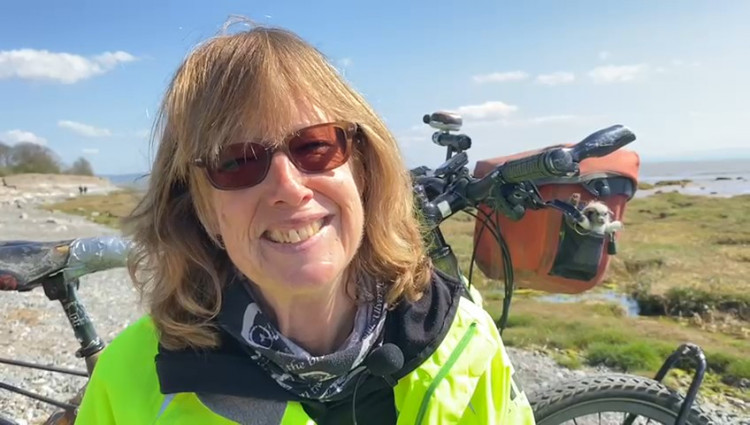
top-left (351, 344), bottom-right (405, 425)
top-left (364, 343), bottom-right (404, 386)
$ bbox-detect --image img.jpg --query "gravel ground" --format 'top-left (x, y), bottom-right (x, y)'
top-left (0, 198), bottom-right (747, 424)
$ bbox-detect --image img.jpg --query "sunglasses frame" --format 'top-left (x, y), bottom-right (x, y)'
top-left (192, 121), bottom-right (362, 191)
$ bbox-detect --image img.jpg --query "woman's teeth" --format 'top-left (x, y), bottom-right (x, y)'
top-left (266, 219), bottom-right (324, 244)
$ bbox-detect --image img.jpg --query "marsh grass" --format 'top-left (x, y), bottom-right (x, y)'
top-left (43, 189), bottom-right (143, 228)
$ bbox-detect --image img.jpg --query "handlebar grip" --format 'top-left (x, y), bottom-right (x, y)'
top-left (572, 124), bottom-right (636, 161)
top-left (499, 149), bottom-right (576, 183)
top-left (62, 236), bottom-right (131, 281)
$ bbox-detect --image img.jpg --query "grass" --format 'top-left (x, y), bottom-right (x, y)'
top-left (44, 188), bottom-right (750, 400)
top-left (654, 179), bottom-right (693, 187)
top-left (494, 298), bottom-right (750, 402)
top-left (42, 189), bottom-right (143, 228)
top-left (609, 192), bottom-right (750, 319)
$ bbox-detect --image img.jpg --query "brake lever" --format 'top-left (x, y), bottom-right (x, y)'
top-left (520, 182), bottom-right (585, 222)
top-left (434, 151), bottom-right (469, 177)
top-left (544, 199), bottom-right (585, 222)
top-left (505, 182), bottom-right (585, 223)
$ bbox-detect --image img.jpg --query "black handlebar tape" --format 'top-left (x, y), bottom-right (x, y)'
top-left (499, 149), bottom-right (575, 183)
top-left (573, 125), bottom-right (636, 161)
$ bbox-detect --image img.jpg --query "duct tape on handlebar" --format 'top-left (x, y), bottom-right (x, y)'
top-left (62, 236), bottom-right (132, 281)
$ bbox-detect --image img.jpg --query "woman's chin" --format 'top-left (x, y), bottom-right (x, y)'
top-left (268, 263), bottom-right (344, 294)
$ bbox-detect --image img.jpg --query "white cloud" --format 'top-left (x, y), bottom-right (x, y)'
top-left (134, 129), bottom-right (151, 139)
top-left (494, 114), bottom-right (596, 128)
top-left (472, 71), bottom-right (529, 83)
top-left (337, 57), bottom-right (353, 68)
top-left (525, 115), bottom-right (581, 125)
top-left (396, 123), bottom-right (435, 147)
top-left (82, 148), bottom-right (99, 154)
top-left (588, 64), bottom-right (649, 83)
top-left (455, 101), bottom-right (518, 122)
top-left (58, 120), bottom-right (112, 137)
top-left (599, 51), bottom-right (611, 60)
top-left (651, 59), bottom-right (701, 76)
top-left (0, 49), bottom-right (137, 84)
top-left (398, 135), bottom-right (429, 146)
top-left (93, 51), bottom-right (135, 68)
top-left (1, 129), bottom-right (47, 145)
top-left (671, 59), bottom-right (701, 68)
top-left (536, 72), bottom-right (575, 86)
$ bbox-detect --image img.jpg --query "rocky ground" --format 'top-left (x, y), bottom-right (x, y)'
top-left (0, 184), bottom-right (746, 424)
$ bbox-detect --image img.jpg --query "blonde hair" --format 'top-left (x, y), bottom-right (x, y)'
top-left (124, 24), bottom-right (432, 350)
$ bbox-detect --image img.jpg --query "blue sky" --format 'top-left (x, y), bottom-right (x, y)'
top-left (1, 0), bottom-right (748, 175)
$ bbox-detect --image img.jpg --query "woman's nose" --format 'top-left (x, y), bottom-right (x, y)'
top-left (263, 152), bottom-right (314, 206)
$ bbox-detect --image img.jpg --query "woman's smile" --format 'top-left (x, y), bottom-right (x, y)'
top-left (260, 215), bottom-right (334, 253)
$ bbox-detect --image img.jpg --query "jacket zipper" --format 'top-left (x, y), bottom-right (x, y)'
top-left (414, 321), bottom-right (478, 425)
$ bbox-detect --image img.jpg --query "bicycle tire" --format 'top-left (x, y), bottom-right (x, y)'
top-left (529, 373), bottom-right (716, 425)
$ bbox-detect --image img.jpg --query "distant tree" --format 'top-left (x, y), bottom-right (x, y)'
top-left (9, 142), bottom-right (62, 174)
top-left (67, 156), bottom-right (95, 176)
top-left (0, 141), bottom-right (9, 175)
top-left (0, 142), bottom-right (10, 166)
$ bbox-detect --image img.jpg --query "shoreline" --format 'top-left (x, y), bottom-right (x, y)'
top-left (636, 177), bottom-right (749, 199)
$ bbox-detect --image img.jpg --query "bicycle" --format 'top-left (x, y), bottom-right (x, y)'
top-left (0, 112), bottom-right (717, 424)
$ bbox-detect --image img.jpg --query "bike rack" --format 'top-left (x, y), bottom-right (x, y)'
top-left (623, 343), bottom-right (707, 425)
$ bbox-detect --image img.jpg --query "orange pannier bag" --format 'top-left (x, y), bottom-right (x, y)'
top-left (472, 146), bottom-right (640, 294)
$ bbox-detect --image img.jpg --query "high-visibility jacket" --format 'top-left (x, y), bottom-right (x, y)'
top-left (76, 273), bottom-right (535, 424)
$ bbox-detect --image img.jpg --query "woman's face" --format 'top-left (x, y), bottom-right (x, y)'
top-left (209, 114), bottom-right (365, 300)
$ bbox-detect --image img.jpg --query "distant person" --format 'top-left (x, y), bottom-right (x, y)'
top-left (78, 186), bottom-right (83, 195)
top-left (76, 23), bottom-right (535, 425)
top-left (83, 186), bottom-right (88, 194)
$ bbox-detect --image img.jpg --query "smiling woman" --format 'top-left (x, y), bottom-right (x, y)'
top-left (73, 21), bottom-right (535, 425)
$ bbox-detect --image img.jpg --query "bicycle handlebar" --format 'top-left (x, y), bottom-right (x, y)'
top-left (414, 124), bottom-right (636, 225)
top-left (571, 124), bottom-right (636, 161)
top-left (62, 236), bottom-right (131, 281)
top-left (0, 236), bottom-right (131, 291)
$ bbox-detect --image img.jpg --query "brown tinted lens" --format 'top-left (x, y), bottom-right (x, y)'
top-left (207, 143), bottom-right (271, 189)
top-left (288, 125), bottom-right (349, 172)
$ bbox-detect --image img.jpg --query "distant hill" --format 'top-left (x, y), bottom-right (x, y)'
top-left (100, 173), bottom-right (150, 190)
top-left (640, 147), bottom-right (750, 162)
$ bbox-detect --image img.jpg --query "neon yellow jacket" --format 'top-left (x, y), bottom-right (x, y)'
top-left (76, 294), bottom-right (535, 424)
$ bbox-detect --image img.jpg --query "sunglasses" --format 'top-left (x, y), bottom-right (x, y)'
top-left (193, 121), bottom-right (361, 190)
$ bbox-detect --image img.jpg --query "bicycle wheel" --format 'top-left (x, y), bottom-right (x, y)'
top-left (529, 373), bottom-right (716, 425)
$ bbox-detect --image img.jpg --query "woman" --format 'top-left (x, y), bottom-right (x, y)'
top-left (76, 24), bottom-right (536, 425)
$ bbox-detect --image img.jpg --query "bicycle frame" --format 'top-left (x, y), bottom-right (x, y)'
top-left (0, 272), bottom-right (105, 423)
